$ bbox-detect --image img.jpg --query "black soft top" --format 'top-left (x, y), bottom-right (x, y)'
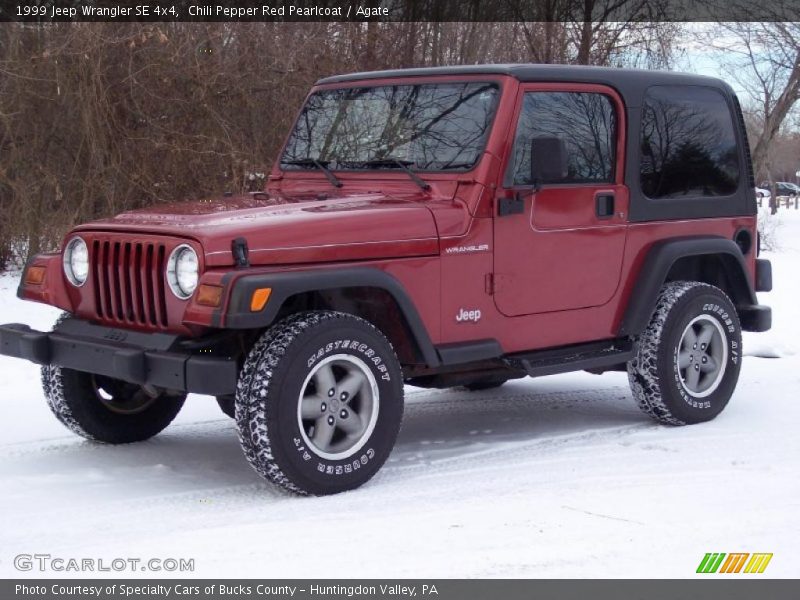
top-left (316, 64), bottom-right (730, 108)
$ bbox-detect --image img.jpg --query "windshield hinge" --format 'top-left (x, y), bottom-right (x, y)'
top-left (232, 237), bottom-right (250, 268)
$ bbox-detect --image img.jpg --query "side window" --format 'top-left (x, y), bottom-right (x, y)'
top-left (511, 91), bottom-right (616, 186)
top-left (640, 86), bottom-right (739, 199)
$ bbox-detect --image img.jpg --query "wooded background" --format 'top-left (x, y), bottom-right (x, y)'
top-left (1, 18), bottom-right (798, 268)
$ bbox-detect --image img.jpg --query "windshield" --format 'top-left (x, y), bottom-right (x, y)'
top-left (281, 82), bottom-right (500, 172)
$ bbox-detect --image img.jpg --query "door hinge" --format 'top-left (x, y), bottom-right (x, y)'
top-left (497, 193), bottom-right (525, 216)
top-left (485, 273), bottom-right (495, 295)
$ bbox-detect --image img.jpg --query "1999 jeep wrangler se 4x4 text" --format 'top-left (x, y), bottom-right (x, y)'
top-left (0, 65), bottom-right (772, 495)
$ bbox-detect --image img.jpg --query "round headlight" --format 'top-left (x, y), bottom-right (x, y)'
top-left (63, 237), bottom-right (89, 287)
top-left (167, 244), bottom-right (199, 299)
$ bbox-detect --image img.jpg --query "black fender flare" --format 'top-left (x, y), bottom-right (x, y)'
top-left (618, 236), bottom-right (757, 337)
top-left (217, 267), bottom-right (440, 367)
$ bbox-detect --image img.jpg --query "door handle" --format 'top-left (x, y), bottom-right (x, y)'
top-left (596, 193), bottom-right (615, 218)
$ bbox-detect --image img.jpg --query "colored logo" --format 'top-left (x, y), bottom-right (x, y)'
top-left (696, 553), bottom-right (773, 574)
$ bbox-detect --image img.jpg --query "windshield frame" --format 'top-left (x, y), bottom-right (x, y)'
top-left (277, 77), bottom-right (506, 176)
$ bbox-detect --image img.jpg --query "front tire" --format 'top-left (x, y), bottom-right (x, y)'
top-left (216, 396), bottom-right (236, 419)
top-left (627, 281), bottom-right (742, 425)
top-left (41, 367), bottom-right (186, 443)
top-left (235, 311), bottom-right (404, 495)
top-left (40, 314), bottom-right (186, 443)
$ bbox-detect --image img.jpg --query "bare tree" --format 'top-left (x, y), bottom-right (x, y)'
top-left (710, 21), bottom-right (800, 212)
top-left (0, 19), bottom-right (678, 268)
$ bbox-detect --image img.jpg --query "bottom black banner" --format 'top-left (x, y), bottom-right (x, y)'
top-left (3, 580), bottom-right (800, 600)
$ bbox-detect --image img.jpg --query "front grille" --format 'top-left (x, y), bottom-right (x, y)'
top-left (91, 240), bottom-right (168, 327)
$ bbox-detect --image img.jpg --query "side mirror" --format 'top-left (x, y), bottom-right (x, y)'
top-left (530, 136), bottom-right (568, 184)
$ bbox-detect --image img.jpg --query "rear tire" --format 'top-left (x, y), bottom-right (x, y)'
top-left (627, 281), bottom-right (742, 425)
top-left (235, 311), bottom-right (404, 495)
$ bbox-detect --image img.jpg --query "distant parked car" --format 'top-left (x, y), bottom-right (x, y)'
top-left (773, 182), bottom-right (799, 197)
top-left (755, 187), bottom-right (771, 199)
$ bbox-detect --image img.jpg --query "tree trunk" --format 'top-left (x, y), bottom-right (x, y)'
top-left (363, 22), bottom-right (377, 71)
top-left (576, 0), bottom-right (594, 64)
top-left (751, 57), bottom-right (800, 183)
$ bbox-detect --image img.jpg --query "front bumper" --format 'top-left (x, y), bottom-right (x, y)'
top-left (0, 320), bottom-right (237, 396)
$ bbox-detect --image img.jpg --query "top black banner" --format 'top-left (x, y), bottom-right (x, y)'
top-left (2, 0), bottom-right (800, 22)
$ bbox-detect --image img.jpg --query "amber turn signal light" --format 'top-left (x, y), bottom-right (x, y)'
top-left (250, 287), bottom-right (272, 312)
top-left (196, 284), bottom-right (223, 307)
top-left (24, 266), bottom-right (46, 285)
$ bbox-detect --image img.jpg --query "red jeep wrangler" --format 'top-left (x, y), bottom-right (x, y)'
top-left (1, 65), bottom-right (772, 495)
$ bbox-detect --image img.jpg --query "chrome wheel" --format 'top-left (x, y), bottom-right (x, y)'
top-left (297, 354), bottom-right (379, 460)
top-left (677, 315), bottom-right (728, 398)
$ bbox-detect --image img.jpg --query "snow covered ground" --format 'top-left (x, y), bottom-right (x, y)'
top-left (0, 212), bottom-right (798, 579)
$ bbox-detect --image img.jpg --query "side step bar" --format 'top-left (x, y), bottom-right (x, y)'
top-left (504, 338), bottom-right (635, 378)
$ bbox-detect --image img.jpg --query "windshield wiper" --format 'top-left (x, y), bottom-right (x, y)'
top-left (360, 158), bottom-right (431, 192)
top-left (283, 158), bottom-right (343, 188)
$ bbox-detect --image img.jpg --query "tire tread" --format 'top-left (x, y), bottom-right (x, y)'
top-left (235, 310), bottom-right (400, 495)
top-left (627, 281), bottom-right (739, 426)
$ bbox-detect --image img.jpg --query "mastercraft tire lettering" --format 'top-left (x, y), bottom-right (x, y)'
top-left (235, 311), bottom-right (404, 495)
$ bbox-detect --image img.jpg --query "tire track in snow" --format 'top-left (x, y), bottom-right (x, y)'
top-left (0, 382), bottom-right (648, 518)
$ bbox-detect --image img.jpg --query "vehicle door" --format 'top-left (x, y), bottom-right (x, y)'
top-left (493, 84), bottom-right (629, 316)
